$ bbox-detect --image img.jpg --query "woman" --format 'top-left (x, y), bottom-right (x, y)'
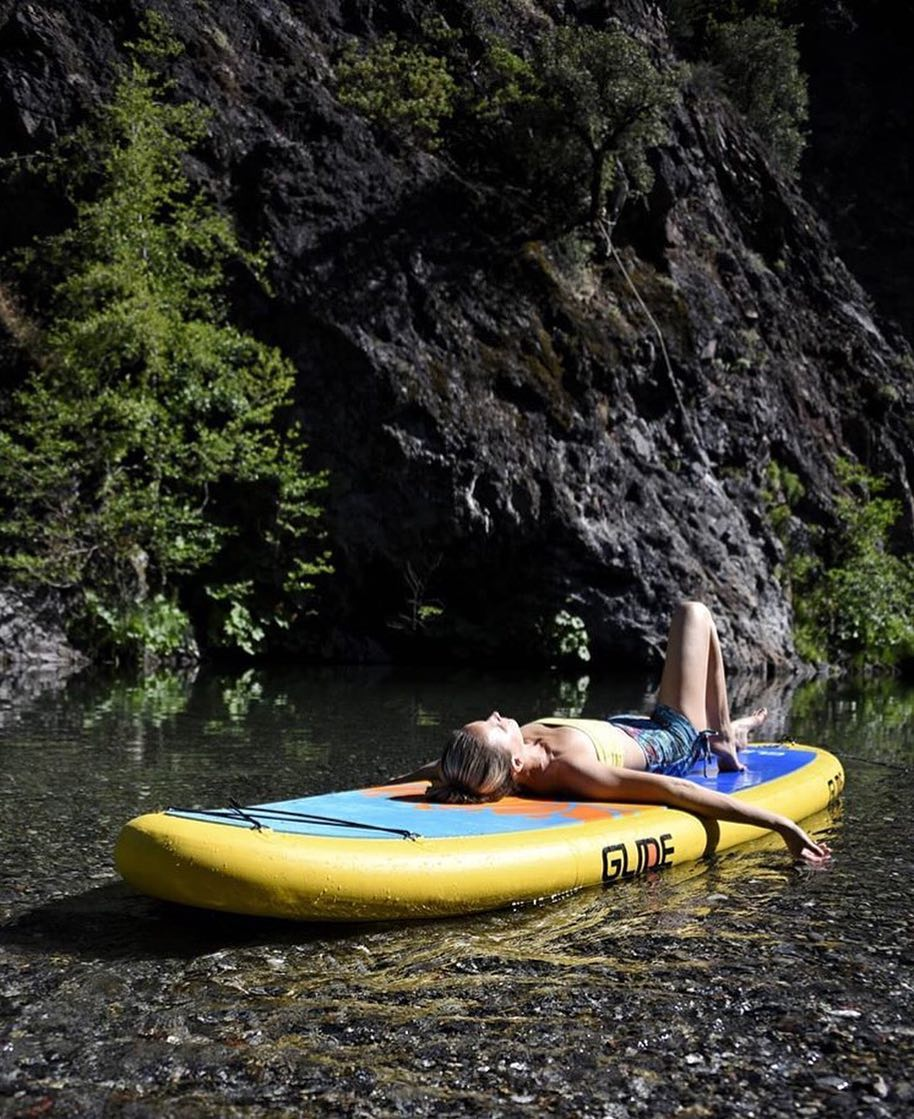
top-left (403, 602), bottom-right (832, 867)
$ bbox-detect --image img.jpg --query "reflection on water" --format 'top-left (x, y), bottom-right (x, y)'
top-left (1, 664), bottom-right (912, 1117)
top-left (790, 673), bottom-right (914, 762)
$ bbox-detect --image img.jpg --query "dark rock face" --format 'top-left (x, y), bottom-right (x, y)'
top-left (0, 586), bottom-right (85, 670)
top-left (0, 0), bottom-right (911, 671)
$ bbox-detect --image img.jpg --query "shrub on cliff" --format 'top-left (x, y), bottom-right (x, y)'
top-left (462, 24), bottom-right (683, 228)
top-left (668, 4), bottom-right (808, 175)
top-left (0, 15), bottom-right (330, 663)
top-left (335, 33), bottom-right (458, 148)
top-left (667, 1), bottom-right (801, 50)
top-left (770, 461), bottom-right (914, 669)
top-left (707, 15), bottom-right (808, 174)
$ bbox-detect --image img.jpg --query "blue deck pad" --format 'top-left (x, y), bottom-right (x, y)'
top-left (166, 745), bottom-right (816, 840)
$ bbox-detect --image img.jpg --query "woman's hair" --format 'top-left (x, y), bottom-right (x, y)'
top-left (425, 727), bottom-right (516, 804)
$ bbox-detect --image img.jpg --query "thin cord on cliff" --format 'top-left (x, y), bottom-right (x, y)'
top-left (594, 181), bottom-right (710, 468)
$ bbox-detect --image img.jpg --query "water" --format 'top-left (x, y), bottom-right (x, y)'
top-left (1, 665), bottom-right (913, 1117)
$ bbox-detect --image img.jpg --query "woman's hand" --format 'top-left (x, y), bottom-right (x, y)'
top-left (779, 820), bottom-right (833, 866)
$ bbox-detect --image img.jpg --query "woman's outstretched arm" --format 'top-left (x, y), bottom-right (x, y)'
top-left (549, 757), bottom-right (832, 866)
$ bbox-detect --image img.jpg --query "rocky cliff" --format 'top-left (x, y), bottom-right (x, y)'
top-left (1, 0), bottom-right (912, 671)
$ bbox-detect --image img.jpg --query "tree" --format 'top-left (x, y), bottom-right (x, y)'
top-left (0, 14), bottom-right (329, 661)
top-left (528, 25), bottom-right (683, 225)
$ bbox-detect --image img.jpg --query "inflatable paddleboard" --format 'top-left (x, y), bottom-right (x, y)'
top-left (115, 743), bottom-right (843, 922)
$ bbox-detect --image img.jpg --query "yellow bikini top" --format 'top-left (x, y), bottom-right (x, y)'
top-left (534, 717), bottom-right (626, 767)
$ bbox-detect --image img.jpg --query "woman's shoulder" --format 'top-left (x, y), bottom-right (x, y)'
top-left (519, 750), bottom-right (613, 797)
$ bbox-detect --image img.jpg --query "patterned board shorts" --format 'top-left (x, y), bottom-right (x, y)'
top-left (608, 703), bottom-right (706, 777)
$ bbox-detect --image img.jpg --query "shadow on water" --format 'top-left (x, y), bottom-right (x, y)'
top-left (0, 882), bottom-right (363, 962)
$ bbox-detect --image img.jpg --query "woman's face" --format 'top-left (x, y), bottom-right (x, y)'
top-left (462, 711), bottom-right (524, 765)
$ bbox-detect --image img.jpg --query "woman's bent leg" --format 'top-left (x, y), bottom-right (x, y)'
top-left (656, 601), bottom-right (748, 772)
top-left (656, 601), bottom-right (717, 729)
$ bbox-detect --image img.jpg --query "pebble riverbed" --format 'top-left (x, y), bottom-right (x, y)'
top-left (1, 667), bottom-right (912, 1117)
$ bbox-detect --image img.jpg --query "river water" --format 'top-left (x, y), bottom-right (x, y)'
top-left (1, 664), bottom-right (912, 1117)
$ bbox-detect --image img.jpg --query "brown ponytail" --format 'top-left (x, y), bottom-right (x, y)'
top-left (425, 727), bottom-right (516, 803)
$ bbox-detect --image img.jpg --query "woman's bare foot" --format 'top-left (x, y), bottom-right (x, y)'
top-left (708, 733), bottom-right (745, 772)
top-left (707, 708), bottom-right (767, 772)
top-left (731, 707), bottom-right (768, 748)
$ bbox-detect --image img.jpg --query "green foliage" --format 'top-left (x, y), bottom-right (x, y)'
top-left (667, 1), bottom-right (799, 51)
top-left (0, 14), bottom-right (330, 662)
top-left (506, 25), bottom-right (683, 224)
top-left (705, 16), bottom-right (808, 173)
top-left (206, 582), bottom-right (265, 656)
top-left (335, 20), bottom-right (682, 230)
top-left (666, 3), bottom-right (808, 174)
top-left (84, 591), bottom-right (194, 662)
top-left (762, 459), bottom-right (804, 532)
top-left (472, 40), bottom-right (539, 122)
top-left (778, 462), bottom-right (914, 670)
top-left (335, 35), bottom-right (458, 147)
top-left (549, 609), bottom-right (592, 663)
top-left (393, 559), bottom-right (444, 633)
